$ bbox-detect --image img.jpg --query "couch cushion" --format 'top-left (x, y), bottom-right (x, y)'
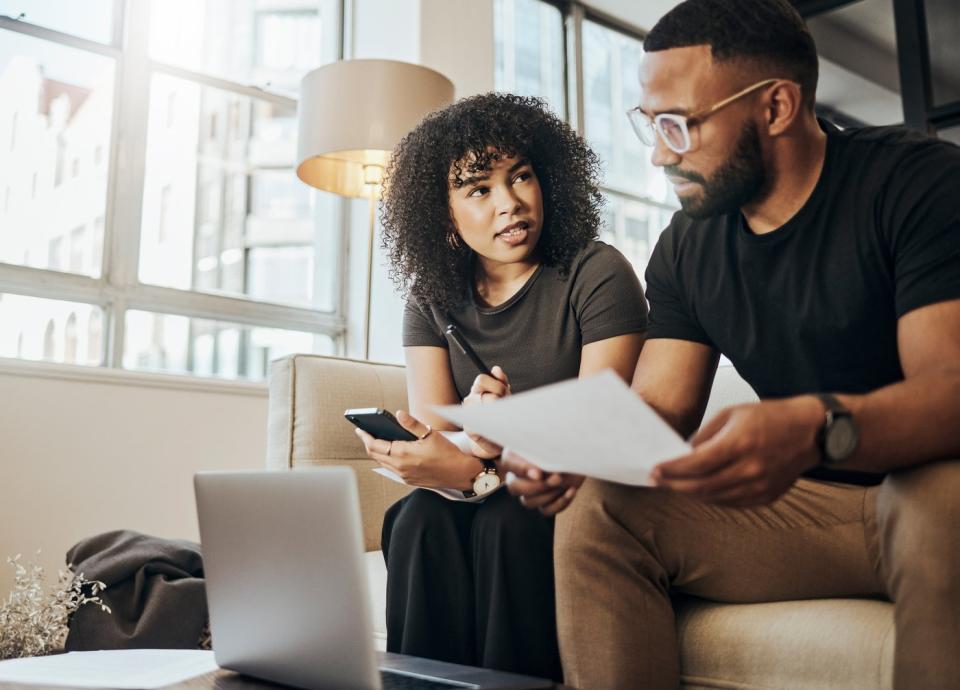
top-left (676, 597), bottom-right (894, 690)
top-left (366, 551), bottom-right (388, 651)
top-left (703, 364), bottom-right (759, 420)
top-left (268, 355), bottom-right (412, 551)
top-left (362, 554), bottom-right (893, 689)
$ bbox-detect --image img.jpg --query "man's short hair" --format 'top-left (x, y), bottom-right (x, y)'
top-left (644, 0), bottom-right (819, 108)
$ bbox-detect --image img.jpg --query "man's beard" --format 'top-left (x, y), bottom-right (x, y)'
top-left (670, 121), bottom-right (766, 220)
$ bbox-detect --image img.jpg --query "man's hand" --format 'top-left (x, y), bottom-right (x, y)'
top-left (652, 396), bottom-right (824, 507)
top-left (356, 410), bottom-right (480, 490)
top-left (500, 450), bottom-right (584, 516)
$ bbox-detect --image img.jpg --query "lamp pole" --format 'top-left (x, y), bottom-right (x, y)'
top-left (295, 59), bottom-right (454, 360)
top-left (362, 164), bottom-right (384, 360)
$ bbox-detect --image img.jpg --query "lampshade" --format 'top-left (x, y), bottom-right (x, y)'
top-left (296, 59), bottom-right (455, 198)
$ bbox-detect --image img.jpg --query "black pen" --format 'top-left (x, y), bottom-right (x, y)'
top-left (444, 322), bottom-right (493, 377)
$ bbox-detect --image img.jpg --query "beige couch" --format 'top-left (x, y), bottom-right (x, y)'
top-left (267, 354), bottom-right (895, 690)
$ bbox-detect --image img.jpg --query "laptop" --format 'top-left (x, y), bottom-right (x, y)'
top-left (194, 468), bottom-right (556, 690)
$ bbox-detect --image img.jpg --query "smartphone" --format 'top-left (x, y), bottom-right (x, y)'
top-left (344, 408), bottom-right (418, 442)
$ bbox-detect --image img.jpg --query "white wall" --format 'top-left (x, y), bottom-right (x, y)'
top-left (0, 361), bottom-right (267, 595)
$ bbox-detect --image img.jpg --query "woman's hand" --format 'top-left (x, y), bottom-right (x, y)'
top-left (462, 365), bottom-right (511, 458)
top-left (356, 410), bottom-right (482, 491)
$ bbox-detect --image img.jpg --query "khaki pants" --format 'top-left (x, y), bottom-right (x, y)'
top-left (554, 460), bottom-right (960, 690)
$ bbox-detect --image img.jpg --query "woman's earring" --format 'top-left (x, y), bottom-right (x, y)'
top-left (447, 232), bottom-right (461, 250)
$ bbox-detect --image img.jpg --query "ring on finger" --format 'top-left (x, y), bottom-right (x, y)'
top-left (418, 424), bottom-right (432, 441)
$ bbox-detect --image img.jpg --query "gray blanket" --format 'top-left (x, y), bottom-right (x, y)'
top-left (65, 530), bottom-right (207, 651)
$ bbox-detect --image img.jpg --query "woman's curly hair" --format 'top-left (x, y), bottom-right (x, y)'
top-left (380, 92), bottom-right (604, 312)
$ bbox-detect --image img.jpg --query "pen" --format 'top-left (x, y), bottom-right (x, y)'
top-left (444, 322), bottom-right (493, 377)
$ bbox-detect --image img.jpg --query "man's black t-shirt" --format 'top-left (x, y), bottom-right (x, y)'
top-left (645, 122), bottom-right (960, 484)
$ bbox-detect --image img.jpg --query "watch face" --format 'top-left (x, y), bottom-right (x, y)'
top-left (473, 472), bottom-right (501, 495)
top-left (826, 417), bottom-right (859, 460)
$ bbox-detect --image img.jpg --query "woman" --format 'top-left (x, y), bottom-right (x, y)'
top-left (355, 93), bottom-right (647, 682)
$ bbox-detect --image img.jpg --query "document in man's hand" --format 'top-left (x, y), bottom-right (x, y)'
top-left (435, 370), bottom-right (690, 486)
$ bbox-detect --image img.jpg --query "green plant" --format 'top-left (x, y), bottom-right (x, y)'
top-left (0, 553), bottom-right (111, 660)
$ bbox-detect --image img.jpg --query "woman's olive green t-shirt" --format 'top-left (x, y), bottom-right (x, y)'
top-left (403, 241), bottom-right (648, 399)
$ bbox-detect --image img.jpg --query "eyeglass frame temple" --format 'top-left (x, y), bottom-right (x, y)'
top-left (684, 78), bottom-right (783, 123)
top-left (625, 78), bottom-right (785, 126)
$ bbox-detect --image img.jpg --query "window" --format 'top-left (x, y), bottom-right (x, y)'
top-left (0, 29), bottom-right (113, 277)
top-left (939, 124), bottom-right (960, 145)
top-left (581, 19), bottom-right (678, 280)
top-left (494, 0), bottom-right (566, 116)
top-left (123, 310), bottom-right (334, 381)
top-left (0, 293), bottom-right (103, 365)
top-left (0, 0), bottom-right (344, 381)
top-left (0, 0), bottom-right (115, 43)
top-left (494, 3), bottom-right (679, 284)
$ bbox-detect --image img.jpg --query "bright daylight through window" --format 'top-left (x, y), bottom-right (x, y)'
top-left (0, 0), bottom-right (341, 380)
top-left (494, 0), bottom-right (680, 282)
top-left (1, 0), bottom-right (682, 380)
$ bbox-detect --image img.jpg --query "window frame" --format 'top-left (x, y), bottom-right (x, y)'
top-left (0, 1), bottom-right (347, 380)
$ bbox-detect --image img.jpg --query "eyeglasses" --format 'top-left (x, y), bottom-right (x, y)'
top-left (626, 78), bottom-right (784, 154)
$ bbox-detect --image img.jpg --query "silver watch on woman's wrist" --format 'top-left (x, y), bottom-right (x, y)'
top-left (463, 459), bottom-right (501, 498)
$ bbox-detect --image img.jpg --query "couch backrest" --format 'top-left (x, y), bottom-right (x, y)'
top-left (267, 354), bottom-right (759, 552)
top-left (267, 355), bottom-right (414, 551)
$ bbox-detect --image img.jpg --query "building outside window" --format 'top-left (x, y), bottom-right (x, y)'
top-left (0, 0), bottom-right (342, 380)
top-left (494, 0), bottom-right (680, 284)
top-left (494, 0), bottom-right (566, 116)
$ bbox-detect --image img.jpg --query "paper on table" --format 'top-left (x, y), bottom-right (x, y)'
top-left (434, 370), bottom-right (690, 486)
top-left (0, 649), bottom-right (219, 688)
top-left (372, 467), bottom-right (501, 503)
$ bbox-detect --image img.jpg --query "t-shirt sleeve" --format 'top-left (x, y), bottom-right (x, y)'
top-left (643, 224), bottom-right (714, 346)
top-left (570, 243), bottom-right (648, 345)
top-left (402, 298), bottom-right (447, 348)
top-left (881, 140), bottom-right (960, 318)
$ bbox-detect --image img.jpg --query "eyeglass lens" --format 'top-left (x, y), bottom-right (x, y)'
top-left (658, 116), bottom-right (688, 152)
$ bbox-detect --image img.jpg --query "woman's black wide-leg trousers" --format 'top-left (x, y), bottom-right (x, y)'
top-left (381, 488), bottom-right (563, 682)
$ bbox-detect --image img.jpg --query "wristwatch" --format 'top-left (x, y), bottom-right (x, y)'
top-left (464, 459), bottom-right (501, 498)
top-left (814, 393), bottom-right (859, 465)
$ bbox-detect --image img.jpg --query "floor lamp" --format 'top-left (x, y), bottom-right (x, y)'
top-left (296, 59), bottom-right (454, 359)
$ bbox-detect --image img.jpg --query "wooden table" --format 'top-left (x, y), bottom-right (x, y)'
top-left (174, 668), bottom-right (575, 689)
top-left (1, 664), bottom-right (576, 690)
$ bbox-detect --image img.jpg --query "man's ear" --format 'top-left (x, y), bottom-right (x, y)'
top-left (766, 80), bottom-right (805, 136)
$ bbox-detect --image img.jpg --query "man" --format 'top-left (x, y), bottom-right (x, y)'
top-left (501, 0), bottom-right (960, 688)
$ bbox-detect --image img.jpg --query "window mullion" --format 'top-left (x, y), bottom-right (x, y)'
top-left (104, 0), bottom-right (152, 367)
top-left (0, 264), bottom-right (108, 305)
top-left (125, 284), bottom-right (345, 335)
top-left (0, 15), bottom-right (121, 58)
top-left (566, 3), bottom-right (585, 135)
top-left (149, 62), bottom-right (298, 108)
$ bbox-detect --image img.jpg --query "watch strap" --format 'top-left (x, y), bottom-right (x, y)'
top-left (815, 392), bottom-right (848, 420)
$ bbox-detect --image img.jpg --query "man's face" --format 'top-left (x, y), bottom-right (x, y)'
top-left (638, 46), bottom-right (766, 219)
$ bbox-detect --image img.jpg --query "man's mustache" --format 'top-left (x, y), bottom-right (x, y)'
top-left (663, 166), bottom-right (706, 185)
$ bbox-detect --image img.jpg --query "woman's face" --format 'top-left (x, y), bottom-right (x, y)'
top-left (448, 153), bottom-right (544, 268)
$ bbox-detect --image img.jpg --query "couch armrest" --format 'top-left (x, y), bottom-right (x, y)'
top-left (267, 354), bottom-right (413, 551)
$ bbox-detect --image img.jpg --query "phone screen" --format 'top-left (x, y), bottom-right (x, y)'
top-left (344, 409), bottom-right (418, 442)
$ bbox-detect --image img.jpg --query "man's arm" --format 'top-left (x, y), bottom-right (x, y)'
top-left (836, 298), bottom-right (960, 471)
top-left (654, 299), bottom-right (960, 505)
top-left (631, 338), bottom-right (720, 438)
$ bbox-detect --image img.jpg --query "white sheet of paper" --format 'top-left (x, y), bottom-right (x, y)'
top-left (434, 370), bottom-right (690, 486)
top-left (0, 649), bottom-right (219, 688)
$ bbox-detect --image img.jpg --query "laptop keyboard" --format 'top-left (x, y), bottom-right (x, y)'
top-left (381, 670), bottom-right (473, 689)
